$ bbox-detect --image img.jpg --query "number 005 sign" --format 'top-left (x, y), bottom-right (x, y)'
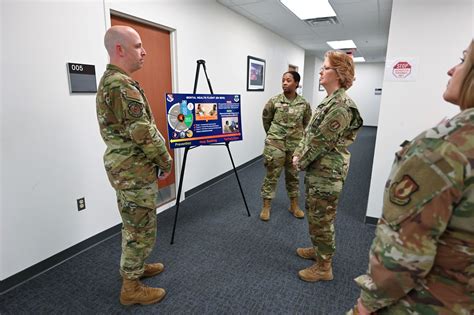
top-left (67, 62), bottom-right (97, 93)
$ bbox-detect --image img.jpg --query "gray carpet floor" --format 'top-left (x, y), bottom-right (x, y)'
top-left (0, 127), bottom-right (377, 314)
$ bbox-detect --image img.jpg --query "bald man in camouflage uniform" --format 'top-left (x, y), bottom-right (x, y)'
top-left (260, 71), bottom-right (312, 221)
top-left (96, 25), bottom-right (172, 306)
top-left (349, 109), bottom-right (474, 314)
top-left (293, 87), bottom-right (362, 281)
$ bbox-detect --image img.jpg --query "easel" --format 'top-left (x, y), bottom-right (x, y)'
top-left (170, 59), bottom-right (251, 244)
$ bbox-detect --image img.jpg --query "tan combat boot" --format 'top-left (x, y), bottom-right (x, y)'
top-left (289, 197), bottom-right (304, 218)
top-left (296, 247), bottom-right (316, 260)
top-left (298, 258), bottom-right (333, 282)
top-left (259, 198), bottom-right (272, 221)
top-left (141, 262), bottom-right (164, 278)
top-left (120, 278), bottom-right (166, 305)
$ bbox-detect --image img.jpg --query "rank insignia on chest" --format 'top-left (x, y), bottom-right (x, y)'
top-left (389, 175), bottom-right (419, 206)
top-left (128, 102), bottom-right (144, 118)
top-left (329, 120), bottom-right (341, 131)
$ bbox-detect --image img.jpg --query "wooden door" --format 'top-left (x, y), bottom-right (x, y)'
top-left (111, 15), bottom-right (175, 203)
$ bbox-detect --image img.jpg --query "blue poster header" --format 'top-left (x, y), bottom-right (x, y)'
top-left (165, 93), bottom-right (242, 148)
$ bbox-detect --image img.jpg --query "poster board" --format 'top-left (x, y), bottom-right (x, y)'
top-left (166, 93), bottom-right (242, 148)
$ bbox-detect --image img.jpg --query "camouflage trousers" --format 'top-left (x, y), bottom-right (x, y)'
top-left (116, 181), bottom-right (160, 280)
top-left (348, 288), bottom-right (474, 314)
top-left (261, 142), bottom-right (299, 199)
top-left (305, 156), bottom-right (349, 261)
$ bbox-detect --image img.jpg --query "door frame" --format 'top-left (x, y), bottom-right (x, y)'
top-left (104, 8), bottom-right (183, 212)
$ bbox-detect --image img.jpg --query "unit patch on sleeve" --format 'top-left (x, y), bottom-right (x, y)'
top-left (389, 174), bottom-right (419, 206)
top-left (128, 102), bottom-right (144, 118)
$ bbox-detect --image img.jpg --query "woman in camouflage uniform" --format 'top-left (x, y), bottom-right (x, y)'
top-left (292, 51), bottom-right (363, 282)
top-left (352, 40), bottom-right (474, 315)
top-left (260, 71), bottom-right (312, 221)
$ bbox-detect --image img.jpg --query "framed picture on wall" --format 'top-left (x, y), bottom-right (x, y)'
top-left (247, 56), bottom-right (266, 91)
top-left (288, 64), bottom-right (299, 72)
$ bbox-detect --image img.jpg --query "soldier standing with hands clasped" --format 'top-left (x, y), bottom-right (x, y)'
top-left (260, 71), bottom-right (312, 221)
top-left (350, 40), bottom-right (474, 315)
top-left (96, 25), bottom-right (173, 306)
top-left (293, 50), bottom-right (362, 282)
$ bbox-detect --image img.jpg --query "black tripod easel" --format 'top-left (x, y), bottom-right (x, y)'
top-left (170, 59), bottom-right (251, 244)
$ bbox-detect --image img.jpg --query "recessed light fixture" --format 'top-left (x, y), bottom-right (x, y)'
top-left (353, 57), bottom-right (366, 63)
top-left (280, 0), bottom-right (336, 20)
top-left (327, 40), bottom-right (357, 50)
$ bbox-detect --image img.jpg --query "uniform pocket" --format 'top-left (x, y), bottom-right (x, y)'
top-left (312, 154), bottom-right (344, 179)
top-left (118, 182), bottom-right (160, 210)
top-left (263, 145), bottom-right (274, 167)
top-left (273, 103), bottom-right (286, 123)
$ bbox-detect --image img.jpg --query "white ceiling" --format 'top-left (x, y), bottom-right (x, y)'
top-left (216, 0), bottom-right (393, 63)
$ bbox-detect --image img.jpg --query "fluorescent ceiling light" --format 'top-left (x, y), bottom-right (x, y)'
top-left (353, 57), bottom-right (366, 63)
top-left (326, 40), bottom-right (357, 49)
top-left (280, 0), bottom-right (336, 20)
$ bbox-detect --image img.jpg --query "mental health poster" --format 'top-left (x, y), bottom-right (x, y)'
top-left (166, 93), bottom-right (242, 148)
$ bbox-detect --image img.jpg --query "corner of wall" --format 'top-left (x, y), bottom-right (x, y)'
top-left (365, 0), bottom-right (473, 219)
top-left (302, 54), bottom-right (315, 104)
top-left (0, 84), bottom-right (3, 281)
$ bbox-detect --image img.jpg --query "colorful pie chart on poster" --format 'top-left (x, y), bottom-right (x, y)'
top-left (167, 102), bottom-right (194, 132)
top-left (165, 93), bottom-right (242, 148)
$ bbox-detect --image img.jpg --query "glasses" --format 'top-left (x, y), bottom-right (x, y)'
top-left (320, 66), bottom-right (336, 72)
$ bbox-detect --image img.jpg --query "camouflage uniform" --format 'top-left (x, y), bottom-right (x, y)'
top-left (294, 88), bottom-right (362, 261)
top-left (351, 108), bottom-right (474, 314)
top-left (261, 93), bottom-right (312, 199)
top-left (96, 64), bottom-right (172, 280)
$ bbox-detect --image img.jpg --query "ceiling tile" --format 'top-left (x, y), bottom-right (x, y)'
top-left (217, 0), bottom-right (392, 62)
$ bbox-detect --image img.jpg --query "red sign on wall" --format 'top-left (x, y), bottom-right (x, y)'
top-left (392, 61), bottom-right (412, 78)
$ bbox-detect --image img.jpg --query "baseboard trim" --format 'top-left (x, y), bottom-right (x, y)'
top-left (185, 155), bottom-right (262, 198)
top-left (0, 155), bottom-right (263, 295)
top-left (365, 216), bottom-right (378, 225)
top-left (0, 224), bottom-right (121, 295)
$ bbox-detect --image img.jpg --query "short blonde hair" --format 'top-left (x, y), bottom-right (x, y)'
top-left (460, 39), bottom-right (474, 108)
top-left (325, 50), bottom-right (355, 89)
